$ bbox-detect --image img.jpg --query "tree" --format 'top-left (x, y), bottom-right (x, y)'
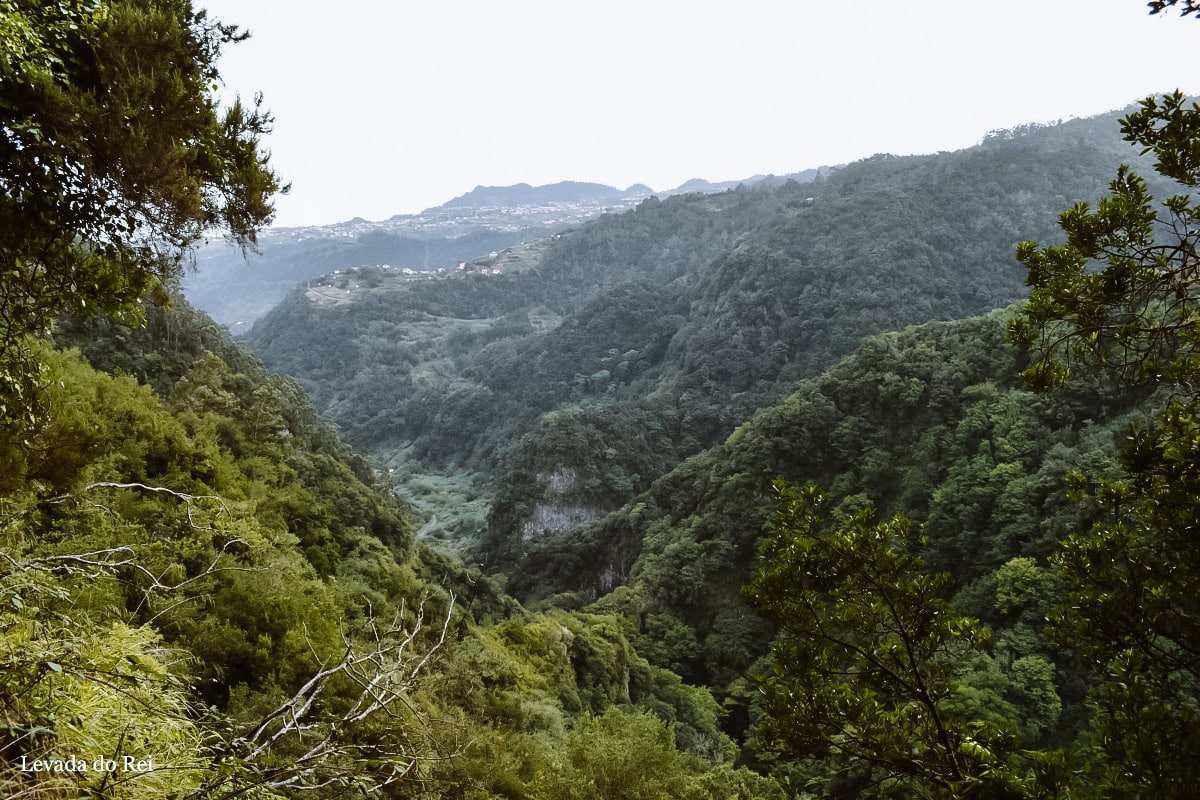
top-left (1052, 406), bottom-right (1200, 797)
top-left (529, 708), bottom-right (699, 800)
top-left (1009, 92), bottom-right (1200, 392)
top-left (743, 481), bottom-right (1026, 799)
top-left (1009, 79), bottom-right (1200, 796)
top-left (202, 595), bottom-right (455, 798)
top-left (0, 0), bottom-right (284, 427)
top-left (1148, 0), bottom-right (1200, 18)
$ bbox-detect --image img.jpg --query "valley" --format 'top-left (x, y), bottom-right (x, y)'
top-left (235, 110), bottom-right (1163, 582)
top-left (8, 6), bottom-right (1200, 791)
top-left (163, 104), bottom-right (1197, 793)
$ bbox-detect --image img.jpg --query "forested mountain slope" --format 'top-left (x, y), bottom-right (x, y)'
top-left (501, 309), bottom-right (1157, 739)
top-left (247, 185), bottom-right (785, 464)
top-left (5, 298), bottom-right (782, 798)
top-left (393, 301), bottom-right (1187, 795)
top-left (247, 108), bottom-right (1164, 565)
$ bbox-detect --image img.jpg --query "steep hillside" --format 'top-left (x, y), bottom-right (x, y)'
top-left (246, 108), bottom-right (1163, 568)
top-left (6, 298), bottom-right (782, 798)
top-left (507, 309), bottom-right (1157, 745)
top-left (470, 112), bottom-right (1177, 580)
top-left (247, 185), bottom-right (791, 462)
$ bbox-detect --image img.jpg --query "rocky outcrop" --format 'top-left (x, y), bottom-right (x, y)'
top-left (521, 503), bottom-right (599, 541)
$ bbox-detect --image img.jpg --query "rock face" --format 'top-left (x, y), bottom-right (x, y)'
top-left (520, 468), bottom-right (599, 540)
top-left (521, 504), bottom-right (600, 541)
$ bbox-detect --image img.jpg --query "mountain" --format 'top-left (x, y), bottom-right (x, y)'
top-left (185, 225), bottom-right (534, 333)
top-left (662, 168), bottom-right (826, 195)
top-left (434, 180), bottom-right (653, 210)
top-left (244, 108), bottom-right (1158, 569)
top-left (551, 308), bottom-right (1153, 745)
top-left (183, 177), bottom-right (781, 334)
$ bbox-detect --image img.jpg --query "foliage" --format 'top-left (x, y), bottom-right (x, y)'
top-left (1148, 0), bottom-right (1200, 18)
top-left (1010, 88), bottom-right (1200, 796)
top-left (744, 481), bottom-right (1029, 798)
top-left (1047, 401), bottom-right (1200, 796)
top-left (0, 0), bottom-right (283, 429)
top-left (527, 708), bottom-right (719, 800)
top-left (0, 583), bottom-right (210, 799)
top-left (0, 340), bottom-right (439, 796)
top-left (1010, 92), bottom-right (1199, 390)
top-left (0, 300), bottom-right (785, 797)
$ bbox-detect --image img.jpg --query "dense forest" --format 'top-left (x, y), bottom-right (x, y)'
top-left (247, 108), bottom-right (1167, 576)
top-left (6, 0), bottom-right (1200, 798)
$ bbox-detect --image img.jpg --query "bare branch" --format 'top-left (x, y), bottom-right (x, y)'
top-left (214, 593), bottom-right (456, 795)
top-left (0, 538), bottom-right (256, 597)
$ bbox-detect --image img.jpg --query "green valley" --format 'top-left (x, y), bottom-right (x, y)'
top-left (246, 110), bottom-right (1165, 581)
top-left (6, 0), bottom-right (1200, 797)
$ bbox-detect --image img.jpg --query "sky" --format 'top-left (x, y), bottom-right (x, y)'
top-left (198, 0), bottom-right (1200, 228)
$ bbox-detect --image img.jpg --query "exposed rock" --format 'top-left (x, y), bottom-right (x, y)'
top-left (521, 503), bottom-right (598, 540)
top-left (534, 467), bottom-right (576, 494)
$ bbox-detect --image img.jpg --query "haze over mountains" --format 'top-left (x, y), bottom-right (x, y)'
top-left (434, 180), bottom-right (654, 210)
top-left (184, 171), bottom-right (825, 333)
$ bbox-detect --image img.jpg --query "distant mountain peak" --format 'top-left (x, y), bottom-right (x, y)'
top-left (672, 178), bottom-right (716, 193)
top-left (431, 181), bottom-right (652, 212)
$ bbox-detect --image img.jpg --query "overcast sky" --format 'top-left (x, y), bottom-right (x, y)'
top-left (198, 0), bottom-right (1199, 228)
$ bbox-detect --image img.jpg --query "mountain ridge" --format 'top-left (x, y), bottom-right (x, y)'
top-left (242, 107), bottom-right (1164, 588)
top-left (431, 180), bottom-right (654, 211)
top-left (184, 171), bottom-right (823, 333)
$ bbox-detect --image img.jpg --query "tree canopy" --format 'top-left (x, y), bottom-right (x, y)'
top-left (1009, 86), bottom-right (1200, 797)
top-left (0, 0), bottom-right (284, 426)
top-left (1148, 0), bottom-right (1200, 18)
top-left (743, 482), bottom-right (1023, 798)
top-left (1010, 92), bottom-right (1200, 391)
